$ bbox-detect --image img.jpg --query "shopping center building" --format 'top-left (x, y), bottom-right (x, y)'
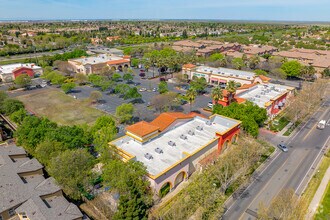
top-left (110, 112), bottom-right (241, 195)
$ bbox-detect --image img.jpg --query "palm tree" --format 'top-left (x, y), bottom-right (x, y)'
top-left (226, 80), bottom-right (237, 105)
top-left (186, 88), bottom-right (197, 112)
top-left (211, 86), bottom-right (223, 104)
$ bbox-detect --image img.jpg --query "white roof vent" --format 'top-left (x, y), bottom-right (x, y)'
top-left (180, 134), bottom-right (188, 140)
top-left (168, 141), bottom-right (176, 146)
top-left (196, 126), bottom-right (203, 131)
top-left (155, 148), bottom-right (163, 154)
top-left (206, 121), bottom-right (212, 126)
top-left (144, 153), bottom-right (153, 160)
top-left (188, 130), bottom-right (195, 136)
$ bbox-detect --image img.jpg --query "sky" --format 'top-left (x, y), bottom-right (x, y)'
top-left (0, 0), bottom-right (329, 22)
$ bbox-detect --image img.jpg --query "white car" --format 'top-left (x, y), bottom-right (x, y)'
top-left (139, 88), bottom-right (147, 92)
top-left (208, 102), bottom-right (213, 108)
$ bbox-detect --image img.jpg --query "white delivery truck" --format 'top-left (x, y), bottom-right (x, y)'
top-left (317, 120), bottom-right (326, 130)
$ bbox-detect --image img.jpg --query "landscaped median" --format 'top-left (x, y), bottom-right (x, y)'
top-left (149, 135), bottom-right (274, 219)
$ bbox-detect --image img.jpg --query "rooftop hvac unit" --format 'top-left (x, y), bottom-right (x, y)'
top-left (144, 153), bottom-right (153, 160)
top-left (180, 134), bottom-right (188, 140)
top-left (236, 74), bottom-right (239, 77)
top-left (261, 92), bottom-right (265, 95)
top-left (188, 130), bottom-right (195, 136)
top-left (230, 74), bottom-right (233, 76)
top-left (255, 95), bottom-right (260, 98)
top-left (168, 141), bottom-right (176, 146)
top-left (196, 126), bottom-right (203, 131)
top-left (206, 121), bottom-right (212, 126)
top-left (247, 77), bottom-right (250, 79)
top-left (155, 148), bottom-right (163, 154)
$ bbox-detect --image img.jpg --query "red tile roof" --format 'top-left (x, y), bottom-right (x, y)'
top-left (126, 121), bottom-right (159, 137)
top-left (150, 112), bottom-right (195, 131)
top-left (182, 63), bottom-right (196, 69)
top-left (258, 75), bottom-right (271, 82)
top-left (237, 83), bottom-right (257, 90)
top-left (107, 59), bottom-right (130, 65)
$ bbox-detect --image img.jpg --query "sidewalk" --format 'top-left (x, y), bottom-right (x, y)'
top-left (277, 122), bottom-right (293, 136)
top-left (306, 167), bottom-right (330, 219)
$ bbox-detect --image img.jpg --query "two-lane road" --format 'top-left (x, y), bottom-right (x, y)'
top-left (222, 97), bottom-right (330, 220)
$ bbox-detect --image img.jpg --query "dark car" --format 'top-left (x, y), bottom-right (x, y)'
top-left (134, 82), bottom-right (141, 86)
top-left (277, 143), bottom-right (288, 152)
top-left (36, 84), bottom-right (42, 88)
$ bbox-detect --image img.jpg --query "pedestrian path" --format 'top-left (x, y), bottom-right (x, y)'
top-left (306, 167), bottom-right (330, 219)
top-left (277, 122), bottom-right (293, 136)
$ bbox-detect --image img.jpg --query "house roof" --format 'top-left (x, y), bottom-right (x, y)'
top-left (150, 112), bottom-right (195, 132)
top-left (126, 121), bottom-right (159, 137)
top-left (0, 144), bottom-right (83, 219)
top-left (182, 63), bottom-right (196, 69)
top-left (237, 83), bottom-right (258, 90)
top-left (106, 59), bottom-right (130, 65)
top-left (258, 75), bottom-right (271, 82)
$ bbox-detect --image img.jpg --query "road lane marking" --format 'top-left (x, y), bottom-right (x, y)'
top-left (295, 136), bottom-right (330, 195)
top-left (224, 150), bottom-right (280, 213)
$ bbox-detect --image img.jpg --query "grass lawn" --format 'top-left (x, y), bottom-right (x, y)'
top-left (283, 121), bottom-right (301, 136)
top-left (269, 117), bottom-right (290, 132)
top-left (315, 182), bottom-right (330, 219)
top-left (301, 150), bottom-right (330, 215)
top-left (16, 89), bottom-right (105, 125)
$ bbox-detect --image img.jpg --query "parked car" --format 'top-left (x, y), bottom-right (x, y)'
top-left (277, 143), bottom-right (288, 152)
top-left (134, 82), bottom-right (141, 86)
top-left (207, 102), bottom-right (213, 108)
top-left (152, 87), bottom-right (158, 92)
top-left (139, 88), bottom-right (147, 92)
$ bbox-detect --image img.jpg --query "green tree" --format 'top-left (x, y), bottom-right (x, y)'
top-left (9, 108), bottom-right (27, 125)
top-left (92, 116), bottom-right (117, 152)
top-left (190, 77), bottom-right (207, 93)
top-left (112, 73), bottom-right (121, 82)
top-left (14, 74), bottom-right (32, 88)
top-left (300, 65), bottom-right (316, 81)
top-left (186, 88), bottom-right (197, 112)
top-left (1, 99), bottom-right (24, 115)
top-left (102, 160), bottom-right (152, 220)
top-left (158, 81), bottom-right (169, 94)
top-left (254, 69), bottom-right (268, 76)
top-left (211, 86), bottom-right (223, 104)
top-left (123, 73), bottom-right (134, 82)
top-left (35, 140), bottom-right (66, 166)
top-left (232, 57), bottom-right (245, 70)
top-left (131, 58), bottom-right (139, 68)
top-left (281, 60), bottom-right (302, 78)
top-left (226, 80), bottom-right (237, 105)
top-left (89, 90), bottom-right (102, 103)
top-left (116, 103), bottom-right (134, 123)
top-left (322, 68), bottom-right (330, 78)
top-left (75, 73), bottom-right (88, 85)
top-left (124, 87), bottom-right (142, 100)
top-left (48, 149), bottom-right (94, 200)
top-left (61, 82), bottom-right (76, 94)
top-left (0, 91), bottom-right (8, 105)
top-left (209, 53), bottom-right (225, 62)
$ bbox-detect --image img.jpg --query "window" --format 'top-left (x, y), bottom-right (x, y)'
top-left (9, 208), bottom-right (15, 217)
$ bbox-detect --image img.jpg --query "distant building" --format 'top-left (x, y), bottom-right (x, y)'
top-left (182, 64), bottom-right (270, 87)
top-left (110, 112), bottom-right (241, 195)
top-left (0, 144), bottom-right (83, 220)
top-left (274, 48), bottom-right (330, 72)
top-left (243, 45), bottom-right (278, 57)
top-left (68, 54), bottom-right (130, 75)
top-left (106, 36), bottom-right (121, 42)
top-left (0, 63), bottom-right (43, 82)
top-left (215, 83), bottom-right (295, 118)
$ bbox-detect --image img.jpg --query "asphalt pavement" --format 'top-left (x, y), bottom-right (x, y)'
top-left (222, 87), bottom-right (330, 220)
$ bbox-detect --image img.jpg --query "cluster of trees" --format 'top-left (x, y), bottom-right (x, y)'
top-left (213, 102), bottom-right (267, 137)
top-left (153, 135), bottom-right (273, 219)
top-left (141, 48), bottom-right (197, 78)
top-left (1, 97), bottom-right (152, 218)
top-left (284, 79), bottom-right (328, 126)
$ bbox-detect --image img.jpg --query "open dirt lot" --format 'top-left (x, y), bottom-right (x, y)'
top-left (16, 89), bottom-right (105, 125)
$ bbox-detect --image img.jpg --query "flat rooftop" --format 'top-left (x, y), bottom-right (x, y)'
top-left (195, 66), bottom-right (255, 80)
top-left (237, 83), bottom-right (293, 108)
top-left (0, 63), bottom-right (42, 74)
top-left (113, 115), bottom-right (240, 177)
top-left (70, 53), bottom-right (125, 65)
